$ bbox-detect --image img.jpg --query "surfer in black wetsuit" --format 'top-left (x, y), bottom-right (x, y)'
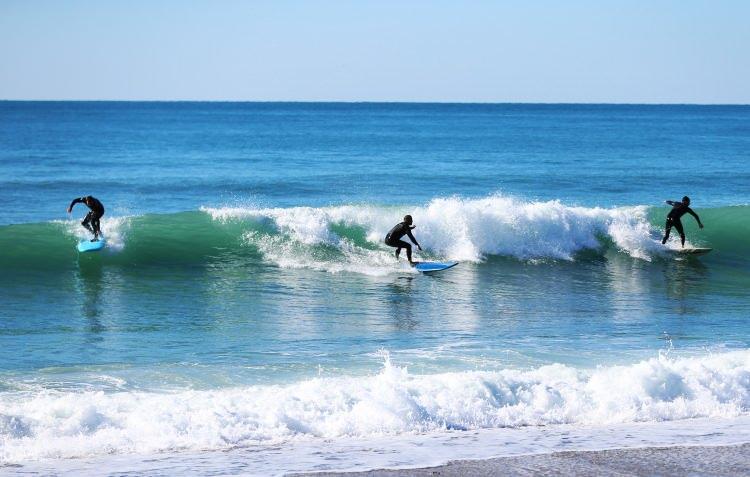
top-left (385, 215), bottom-right (422, 266)
top-left (68, 196), bottom-right (105, 241)
top-left (661, 196), bottom-right (703, 248)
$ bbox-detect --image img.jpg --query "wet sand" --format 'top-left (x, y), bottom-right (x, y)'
top-left (294, 443), bottom-right (750, 476)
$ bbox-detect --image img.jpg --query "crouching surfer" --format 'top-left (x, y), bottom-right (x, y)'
top-left (385, 214), bottom-right (422, 266)
top-left (68, 195), bottom-right (105, 241)
top-left (661, 196), bottom-right (703, 248)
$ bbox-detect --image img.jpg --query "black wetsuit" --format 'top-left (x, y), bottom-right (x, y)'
top-left (385, 222), bottom-right (420, 262)
top-left (70, 196), bottom-right (105, 239)
top-left (662, 201), bottom-right (701, 246)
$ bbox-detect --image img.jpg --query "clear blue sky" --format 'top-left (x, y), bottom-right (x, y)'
top-left (1, 0), bottom-right (748, 103)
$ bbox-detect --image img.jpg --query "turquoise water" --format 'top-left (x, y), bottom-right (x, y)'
top-left (1, 102), bottom-right (749, 472)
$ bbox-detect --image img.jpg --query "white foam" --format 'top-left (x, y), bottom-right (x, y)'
top-left (202, 195), bottom-right (670, 272)
top-left (58, 216), bottom-right (131, 252)
top-left (1, 350), bottom-right (749, 463)
top-left (243, 231), bottom-right (410, 276)
top-left (20, 416), bottom-right (750, 476)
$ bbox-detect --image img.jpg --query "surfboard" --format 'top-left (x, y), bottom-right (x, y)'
top-left (414, 261), bottom-right (458, 273)
top-left (77, 238), bottom-right (106, 253)
top-left (671, 248), bottom-right (712, 256)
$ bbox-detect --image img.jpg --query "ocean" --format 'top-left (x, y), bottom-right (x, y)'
top-left (1, 102), bottom-right (749, 475)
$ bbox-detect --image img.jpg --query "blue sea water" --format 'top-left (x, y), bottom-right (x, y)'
top-left (1, 102), bottom-right (749, 474)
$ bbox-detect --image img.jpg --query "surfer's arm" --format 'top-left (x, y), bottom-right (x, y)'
top-left (406, 229), bottom-right (422, 250)
top-left (665, 200), bottom-right (676, 206)
top-left (687, 208), bottom-right (704, 228)
top-left (67, 197), bottom-right (84, 213)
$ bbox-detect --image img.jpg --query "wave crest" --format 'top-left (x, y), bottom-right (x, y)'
top-left (204, 195), bottom-right (669, 266)
top-left (1, 195), bottom-right (734, 272)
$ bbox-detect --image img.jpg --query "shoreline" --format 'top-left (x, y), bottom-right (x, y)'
top-left (10, 416), bottom-right (750, 475)
top-left (295, 443), bottom-right (750, 476)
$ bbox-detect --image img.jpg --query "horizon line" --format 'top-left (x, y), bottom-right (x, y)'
top-left (1, 99), bottom-right (749, 107)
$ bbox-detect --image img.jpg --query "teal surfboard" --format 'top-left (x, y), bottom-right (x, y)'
top-left (414, 261), bottom-right (458, 273)
top-left (77, 238), bottom-right (106, 253)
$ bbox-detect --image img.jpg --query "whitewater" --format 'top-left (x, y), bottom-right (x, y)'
top-left (2, 350), bottom-right (750, 464)
top-left (205, 195), bottom-right (695, 265)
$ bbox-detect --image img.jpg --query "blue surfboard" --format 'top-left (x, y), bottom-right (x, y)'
top-left (77, 238), bottom-right (106, 253)
top-left (414, 261), bottom-right (458, 273)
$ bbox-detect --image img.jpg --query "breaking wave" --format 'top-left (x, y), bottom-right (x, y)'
top-left (1, 350), bottom-right (748, 462)
top-left (1, 195), bottom-right (744, 273)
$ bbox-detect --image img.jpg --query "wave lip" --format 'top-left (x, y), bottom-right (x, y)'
top-left (1, 350), bottom-right (749, 463)
top-left (204, 195), bottom-right (674, 268)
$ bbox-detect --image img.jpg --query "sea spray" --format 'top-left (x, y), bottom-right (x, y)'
top-left (206, 195), bottom-right (692, 267)
top-left (1, 350), bottom-right (749, 463)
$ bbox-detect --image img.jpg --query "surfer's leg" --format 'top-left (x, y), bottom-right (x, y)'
top-left (674, 219), bottom-right (685, 247)
top-left (91, 215), bottom-right (101, 241)
top-left (388, 240), bottom-right (411, 261)
top-left (386, 240), bottom-right (401, 258)
top-left (662, 219), bottom-right (672, 244)
top-left (392, 240), bottom-right (411, 261)
top-left (401, 242), bottom-right (413, 263)
top-left (81, 212), bottom-right (95, 235)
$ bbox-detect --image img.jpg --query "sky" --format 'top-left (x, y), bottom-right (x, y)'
top-left (1, 0), bottom-right (749, 103)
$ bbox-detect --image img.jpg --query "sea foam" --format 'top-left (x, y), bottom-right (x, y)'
top-left (1, 350), bottom-right (748, 463)
top-left (58, 215), bottom-right (131, 252)
top-left (203, 195), bottom-right (678, 273)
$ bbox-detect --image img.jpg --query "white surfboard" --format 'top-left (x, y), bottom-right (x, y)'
top-left (671, 247), bottom-right (712, 256)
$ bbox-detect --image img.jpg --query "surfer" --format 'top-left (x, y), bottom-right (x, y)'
top-left (385, 215), bottom-right (422, 266)
top-left (661, 196), bottom-right (703, 248)
top-left (67, 196), bottom-right (105, 241)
